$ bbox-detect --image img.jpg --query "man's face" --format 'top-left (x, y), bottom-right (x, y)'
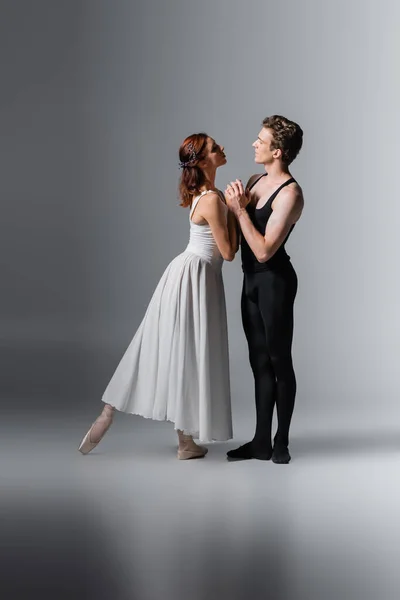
top-left (252, 128), bottom-right (280, 165)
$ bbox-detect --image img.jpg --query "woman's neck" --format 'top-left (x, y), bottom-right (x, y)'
top-left (202, 165), bottom-right (217, 189)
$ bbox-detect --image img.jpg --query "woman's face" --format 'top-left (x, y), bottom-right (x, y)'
top-left (201, 137), bottom-right (226, 170)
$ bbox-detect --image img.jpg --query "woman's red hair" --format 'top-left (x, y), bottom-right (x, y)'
top-left (178, 133), bottom-right (209, 207)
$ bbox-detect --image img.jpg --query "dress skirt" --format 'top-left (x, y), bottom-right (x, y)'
top-left (101, 250), bottom-right (233, 442)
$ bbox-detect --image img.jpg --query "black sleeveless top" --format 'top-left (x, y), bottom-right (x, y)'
top-left (241, 173), bottom-right (296, 273)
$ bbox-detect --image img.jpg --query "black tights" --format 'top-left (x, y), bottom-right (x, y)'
top-left (241, 265), bottom-right (298, 451)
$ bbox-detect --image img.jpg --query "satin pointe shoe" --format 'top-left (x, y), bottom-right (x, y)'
top-left (177, 430), bottom-right (208, 460)
top-left (78, 405), bottom-right (114, 455)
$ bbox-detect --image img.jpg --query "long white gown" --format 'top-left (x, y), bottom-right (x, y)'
top-left (101, 190), bottom-right (233, 442)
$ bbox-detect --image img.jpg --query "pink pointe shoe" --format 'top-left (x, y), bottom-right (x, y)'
top-left (78, 405), bottom-right (114, 455)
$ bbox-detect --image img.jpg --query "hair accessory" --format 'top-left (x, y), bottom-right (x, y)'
top-left (179, 142), bottom-right (197, 169)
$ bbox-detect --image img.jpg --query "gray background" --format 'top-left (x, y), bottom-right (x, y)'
top-left (2, 1), bottom-right (400, 599)
top-left (3, 0), bottom-right (400, 424)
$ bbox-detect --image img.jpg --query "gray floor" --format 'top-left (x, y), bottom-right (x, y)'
top-left (5, 410), bottom-right (400, 600)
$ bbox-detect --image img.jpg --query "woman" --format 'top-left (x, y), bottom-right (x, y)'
top-left (78, 133), bottom-right (238, 459)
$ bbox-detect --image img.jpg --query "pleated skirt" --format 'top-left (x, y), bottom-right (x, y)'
top-left (102, 250), bottom-right (232, 442)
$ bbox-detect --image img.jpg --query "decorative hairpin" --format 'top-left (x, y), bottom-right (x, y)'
top-left (179, 142), bottom-right (197, 169)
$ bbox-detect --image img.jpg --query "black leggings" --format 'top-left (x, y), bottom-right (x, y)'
top-left (241, 265), bottom-right (298, 449)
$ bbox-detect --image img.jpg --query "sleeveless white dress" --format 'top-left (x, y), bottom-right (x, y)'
top-left (101, 190), bottom-right (233, 442)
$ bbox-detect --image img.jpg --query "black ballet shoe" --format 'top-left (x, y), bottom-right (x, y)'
top-left (226, 442), bottom-right (254, 460)
top-left (227, 442), bottom-right (273, 461)
top-left (253, 447), bottom-right (273, 461)
top-left (272, 444), bottom-right (291, 464)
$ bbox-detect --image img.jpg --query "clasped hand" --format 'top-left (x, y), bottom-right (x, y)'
top-left (225, 179), bottom-right (250, 215)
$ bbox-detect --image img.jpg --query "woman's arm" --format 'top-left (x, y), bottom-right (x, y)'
top-left (227, 209), bottom-right (239, 254)
top-left (195, 192), bottom-right (236, 261)
top-left (226, 174), bottom-right (260, 253)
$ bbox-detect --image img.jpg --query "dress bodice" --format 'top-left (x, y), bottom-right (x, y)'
top-left (185, 190), bottom-right (227, 268)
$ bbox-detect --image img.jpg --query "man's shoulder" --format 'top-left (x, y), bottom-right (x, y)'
top-left (246, 173), bottom-right (264, 190)
top-left (282, 180), bottom-right (304, 202)
top-left (277, 182), bottom-right (304, 218)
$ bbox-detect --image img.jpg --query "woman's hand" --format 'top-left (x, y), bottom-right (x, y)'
top-left (225, 179), bottom-right (250, 216)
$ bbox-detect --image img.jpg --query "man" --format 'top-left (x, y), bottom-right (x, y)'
top-left (225, 115), bottom-right (304, 464)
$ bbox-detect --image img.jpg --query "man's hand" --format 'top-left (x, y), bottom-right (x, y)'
top-left (225, 179), bottom-right (251, 216)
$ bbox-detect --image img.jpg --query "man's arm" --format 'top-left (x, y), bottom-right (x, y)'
top-left (225, 180), bottom-right (303, 263)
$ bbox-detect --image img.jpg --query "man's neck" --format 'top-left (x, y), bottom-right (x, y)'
top-left (263, 162), bottom-right (291, 184)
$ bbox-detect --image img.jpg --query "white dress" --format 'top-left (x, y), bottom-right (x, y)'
top-left (101, 190), bottom-right (233, 442)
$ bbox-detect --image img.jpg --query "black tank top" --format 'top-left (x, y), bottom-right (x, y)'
top-left (241, 173), bottom-right (296, 273)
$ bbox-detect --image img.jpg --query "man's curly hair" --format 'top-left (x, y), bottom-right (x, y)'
top-left (262, 115), bottom-right (303, 165)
